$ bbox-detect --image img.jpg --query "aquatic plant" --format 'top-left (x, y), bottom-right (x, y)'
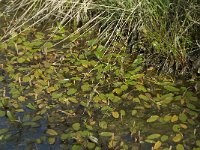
top-left (1, 0), bottom-right (199, 73)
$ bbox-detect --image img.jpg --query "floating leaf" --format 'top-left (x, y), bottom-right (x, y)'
top-left (32, 116), bottom-right (42, 122)
top-left (163, 115), bottom-right (172, 122)
top-left (60, 133), bottom-right (71, 140)
top-left (47, 87), bottom-right (56, 93)
top-left (99, 121), bottom-right (107, 129)
top-left (120, 85), bottom-right (128, 91)
top-left (135, 85), bottom-right (147, 92)
top-left (131, 110), bottom-right (137, 116)
top-left (68, 97), bottom-right (78, 103)
top-left (67, 88), bottom-right (77, 95)
top-left (147, 115), bottom-right (159, 123)
top-left (153, 141), bottom-right (162, 149)
top-left (186, 103), bottom-right (197, 111)
top-left (147, 134), bottom-right (161, 140)
top-left (26, 103), bottom-right (36, 110)
top-left (81, 83), bottom-right (91, 92)
top-left (112, 111), bottom-right (119, 119)
top-left (171, 115), bottom-right (178, 122)
top-left (161, 135), bottom-right (168, 142)
top-left (176, 144), bottom-right (184, 150)
top-left (179, 113), bottom-right (187, 122)
top-left (132, 98), bottom-right (140, 103)
top-left (196, 140), bottom-right (200, 147)
top-left (22, 76), bottom-right (31, 82)
top-left (72, 145), bottom-right (82, 150)
top-left (0, 110), bottom-right (5, 117)
top-left (112, 88), bottom-right (122, 95)
top-left (48, 137), bottom-right (56, 144)
top-left (46, 129), bottom-right (58, 136)
top-left (6, 111), bottom-right (16, 121)
top-left (0, 128), bottom-right (9, 135)
top-left (172, 134), bottom-right (183, 142)
top-left (22, 122), bottom-right (39, 127)
top-left (18, 57), bottom-right (26, 63)
top-left (87, 142), bottom-right (96, 149)
top-left (99, 132), bottom-right (113, 137)
top-left (72, 123), bottom-right (80, 131)
top-left (139, 94), bottom-right (149, 101)
top-left (120, 110), bottom-right (125, 116)
top-left (18, 96), bottom-right (26, 101)
top-left (172, 124), bottom-right (180, 132)
top-left (180, 124), bottom-right (187, 129)
top-left (164, 85), bottom-right (180, 92)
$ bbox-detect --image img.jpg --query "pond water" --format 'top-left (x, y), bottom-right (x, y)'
top-left (0, 5), bottom-right (200, 150)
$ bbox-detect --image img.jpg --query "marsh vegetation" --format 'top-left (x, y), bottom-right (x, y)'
top-left (0, 0), bottom-right (200, 149)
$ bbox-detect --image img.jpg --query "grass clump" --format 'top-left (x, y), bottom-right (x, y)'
top-left (1, 0), bottom-right (200, 75)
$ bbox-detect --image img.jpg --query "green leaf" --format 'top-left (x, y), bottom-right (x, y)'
top-left (172, 134), bottom-right (183, 142)
top-left (0, 128), bottom-right (9, 135)
top-left (112, 111), bottom-right (119, 119)
top-left (99, 121), bottom-right (107, 129)
top-left (6, 111), bottom-right (16, 121)
top-left (161, 135), bottom-right (168, 142)
top-left (26, 103), bottom-right (36, 110)
top-left (48, 137), bottom-right (56, 144)
top-left (67, 88), bottom-right (77, 95)
top-left (44, 42), bottom-right (53, 48)
top-left (179, 113), bottom-right (187, 122)
top-left (120, 110), bottom-right (125, 116)
top-left (147, 115), bottom-right (159, 122)
top-left (46, 129), bottom-right (58, 136)
top-left (163, 115), bottom-right (172, 122)
top-left (131, 110), bottom-right (137, 116)
top-left (72, 145), bottom-right (82, 150)
top-left (171, 115), bottom-right (178, 122)
top-left (81, 83), bottom-right (91, 92)
top-left (147, 134), bottom-right (161, 140)
top-left (99, 132), bottom-right (113, 137)
top-left (164, 85), bottom-right (180, 92)
top-left (172, 124), bottom-right (180, 132)
top-left (176, 144), bottom-right (184, 150)
top-left (120, 85), bottom-right (128, 91)
top-left (139, 94), bottom-right (149, 101)
top-left (18, 57), bottom-right (26, 63)
top-left (72, 123), bottom-right (80, 131)
top-left (135, 85), bottom-right (147, 92)
top-left (60, 133), bottom-right (71, 140)
top-left (196, 140), bottom-right (200, 147)
top-left (153, 141), bottom-right (162, 149)
top-left (0, 110), bottom-right (5, 117)
top-left (87, 39), bottom-right (98, 46)
top-left (87, 142), bottom-right (96, 149)
top-left (68, 97), bottom-right (78, 103)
